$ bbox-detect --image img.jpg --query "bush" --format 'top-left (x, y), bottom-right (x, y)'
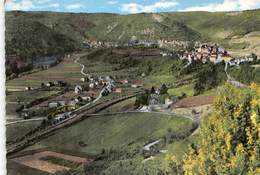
top-left (174, 84), bottom-right (260, 175)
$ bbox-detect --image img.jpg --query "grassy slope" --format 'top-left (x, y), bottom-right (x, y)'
top-left (7, 161), bottom-right (50, 175)
top-left (6, 56), bottom-right (82, 88)
top-left (6, 90), bottom-right (60, 115)
top-left (30, 113), bottom-right (192, 155)
top-left (6, 10), bottom-right (260, 44)
top-left (5, 12), bottom-right (80, 59)
top-left (6, 121), bottom-right (42, 142)
top-left (6, 10), bottom-right (260, 70)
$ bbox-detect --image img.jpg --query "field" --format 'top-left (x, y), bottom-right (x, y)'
top-left (172, 96), bottom-right (215, 108)
top-left (101, 97), bottom-right (136, 113)
top-left (11, 151), bottom-right (91, 174)
top-left (25, 112), bottom-right (192, 155)
top-left (6, 90), bottom-right (60, 116)
top-left (6, 120), bottom-right (42, 143)
top-left (8, 111), bottom-right (192, 175)
top-left (7, 161), bottom-right (50, 175)
top-left (6, 55), bottom-right (84, 89)
top-left (168, 84), bottom-right (194, 97)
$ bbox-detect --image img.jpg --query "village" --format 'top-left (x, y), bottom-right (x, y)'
top-left (83, 39), bottom-right (256, 66)
top-left (7, 37), bottom-right (258, 124)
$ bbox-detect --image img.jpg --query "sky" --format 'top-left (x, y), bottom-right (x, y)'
top-left (5, 0), bottom-right (260, 14)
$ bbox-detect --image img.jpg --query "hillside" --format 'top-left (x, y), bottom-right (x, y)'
top-left (5, 9), bottom-right (260, 66)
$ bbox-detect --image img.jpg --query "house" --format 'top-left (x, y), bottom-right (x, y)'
top-left (89, 83), bottom-right (96, 89)
top-left (46, 82), bottom-right (54, 87)
top-left (80, 77), bottom-right (86, 82)
top-left (131, 84), bottom-right (143, 88)
top-left (222, 53), bottom-right (233, 62)
top-left (68, 100), bottom-right (77, 109)
top-left (58, 101), bottom-right (66, 106)
top-left (49, 102), bottom-right (59, 108)
top-left (149, 93), bottom-right (161, 105)
top-left (115, 88), bottom-right (122, 93)
top-left (209, 53), bottom-right (218, 62)
top-left (131, 80), bottom-right (143, 88)
top-left (119, 79), bottom-right (129, 84)
top-left (82, 96), bottom-right (93, 102)
top-left (165, 97), bottom-right (177, 105)
top-left (75, 85), bottom-right (83, 94)
top-left (25, 86), bottom-right (32, 91)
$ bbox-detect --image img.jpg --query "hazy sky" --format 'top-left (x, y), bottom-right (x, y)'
top-left (5, 0), bottom-right (260, 13)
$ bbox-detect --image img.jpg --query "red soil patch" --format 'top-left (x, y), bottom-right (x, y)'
top-left (12, 151), bottom-right (92, 174)
top-left (172, 96), bottom-right (215, 108)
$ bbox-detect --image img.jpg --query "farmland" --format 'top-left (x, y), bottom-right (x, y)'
top-left (7, 112), bottom-right (193, 175)
top-left (28, 112), bottom-right (193, 155)
top-left (5, 9), bottom-right (260, 175)
top-left (6, 54), bottom-right (84, 89)
top-left (5, 47), bottom-right (236, 175)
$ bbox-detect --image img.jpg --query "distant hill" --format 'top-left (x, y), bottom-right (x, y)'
top-left (5, 9), bottom-right (260, 64)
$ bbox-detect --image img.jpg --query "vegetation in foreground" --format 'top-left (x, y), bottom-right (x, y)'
top-left (164, 84), bottom-right (260, 175)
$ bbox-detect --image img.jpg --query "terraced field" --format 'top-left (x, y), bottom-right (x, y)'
top-left (6, 56), bottom-right (83, 89)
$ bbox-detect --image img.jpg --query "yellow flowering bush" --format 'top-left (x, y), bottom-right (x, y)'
top-left (171, 83), bottom-right (260, 175)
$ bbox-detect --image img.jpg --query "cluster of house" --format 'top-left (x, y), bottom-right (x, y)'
top-left (83, 39), bottom-right (190, 49)
top-left (81, 75), bottom-right (116, 93)
top-left (39, 87), bottom-right (96, 110)
top-left (117, 78), bottom-right (144, 89)
top-left (180, 43), bottom-right (233, 64)
top-left (158, 39), bottom-right (189, 50)
top-left (33, 74), bottom-right (118, 112)
top-left (83, 39), bottom-right (160, 48)
top-left (160, 51), bottom-right (175, 57)
top-left (139, 85), bottom-right (176, 112)
top-left (228, 57), bottom-right (254, 66)
top-left (82, 40), bottom-right (119, 48)
top-left (24, 81), bottom-right (67, 91)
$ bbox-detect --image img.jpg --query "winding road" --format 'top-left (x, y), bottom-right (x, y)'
top-left (73, 54), bottom-right (114, 112)
top-left (74, 56), bottom-right (88, 77)
top-left (6, 53), bottom-right (106, 126)
top-left (225, 62), bottom-right (246, 87)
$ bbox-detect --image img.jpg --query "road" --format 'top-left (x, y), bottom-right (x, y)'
top-left (6, 94), bottom-right (139, 156)
top-left (72, 54), bottom-right (114, 113)
top-left (225, 62), bottom-right (246, 87)
top-left (143, 139), bottom-right (161, 151)
top-left (6, 117), bottom-right (47, 125)
top-left (74, 56), bottom-right (88, 77)
top-left (5, 53), bottom-right (110, 128)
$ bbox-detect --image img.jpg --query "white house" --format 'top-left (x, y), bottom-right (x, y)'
top-left (49, 102), bottom-right (58, 108)
top-left (75, 85), bottom-right (83, 94)
top-left (80, 77), bottom-right (86, 82)
top-left (89, 83), bottom-right (95, 89)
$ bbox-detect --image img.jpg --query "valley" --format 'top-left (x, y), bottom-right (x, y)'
top-left (5, 10), bottom-right (260, 175)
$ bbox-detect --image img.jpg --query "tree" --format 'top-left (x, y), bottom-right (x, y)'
top-left (251, 53), bottom-right (257, 63)
top-left (150, 86), bottom-right (156, 94)
top-left (172, 83), bottom-right (260, 175)
top-left (160, 84), bottom-right (168, 95)
top-left (135, 90), bottom-right (150, 106)
top-left (194, 62), bottom-right (226, 95)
